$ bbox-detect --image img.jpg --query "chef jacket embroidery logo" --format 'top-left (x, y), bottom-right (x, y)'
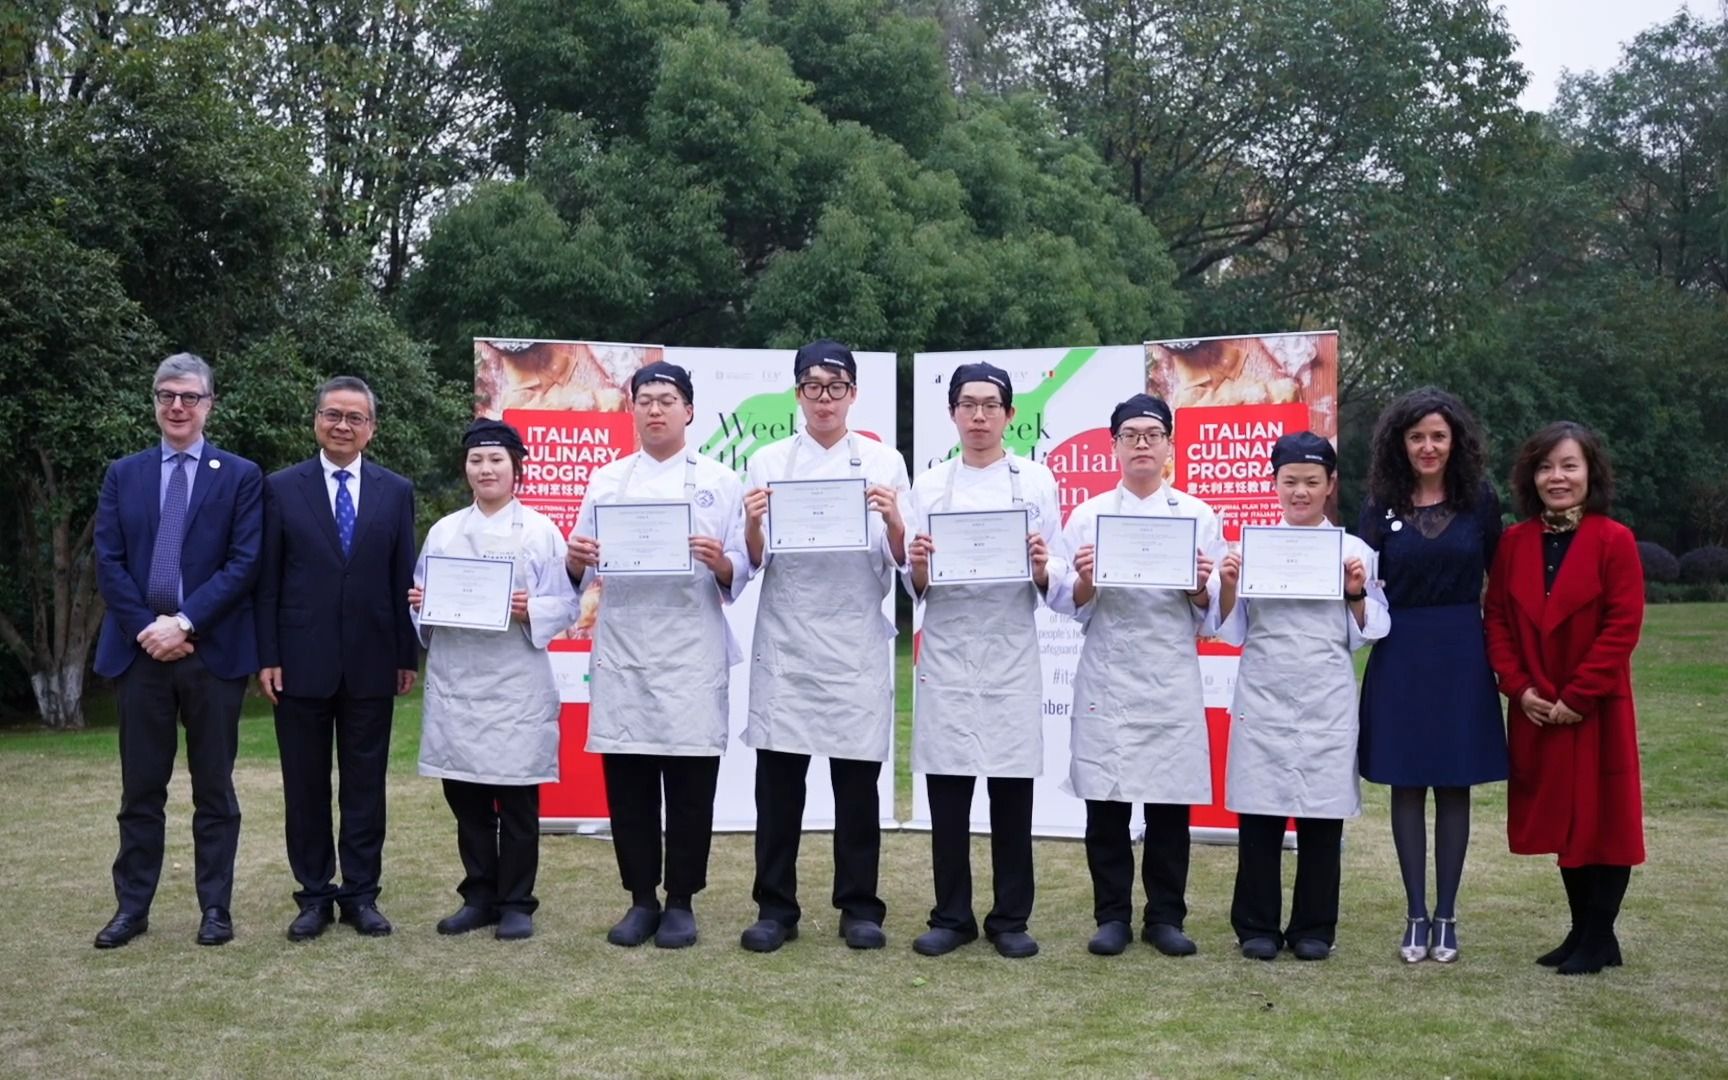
top-left (694, 489), bottom-right (715, 507)
top-left (1027, 504), bottom-right (1041, 521)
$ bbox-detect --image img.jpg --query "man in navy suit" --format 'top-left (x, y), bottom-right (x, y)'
top-left (256, 376), bottom-right (419, 941)
top-left (92, 353), bottom-right (264, 948)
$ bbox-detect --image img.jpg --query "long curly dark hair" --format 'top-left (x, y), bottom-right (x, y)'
top-left (1366, 387), bottom-right (1487, 513)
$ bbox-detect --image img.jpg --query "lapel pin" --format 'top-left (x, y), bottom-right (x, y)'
top-left (209, 459), bottom-right (221, 470)
top-left (1390, 520), bottom-right (1403, 532)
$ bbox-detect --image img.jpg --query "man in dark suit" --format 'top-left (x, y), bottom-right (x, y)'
top-left (92, 353), bottom-right (264, 948)
top-left (255, 376), bottom-right (419, 941)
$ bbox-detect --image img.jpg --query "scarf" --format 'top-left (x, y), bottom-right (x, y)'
top-left (1540, 506), bottom-right (1584, 534)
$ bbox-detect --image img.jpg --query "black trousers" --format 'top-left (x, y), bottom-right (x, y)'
top-left (603, 753), bottom-right (721, 906)
top-left (1231, 814), bottom-right (1344, 946)
top-left (112, 652), bottom-right (247, 915)
top-left (926, 774), bottom-right (1034, 937)
top-left (751, 748), bottom-right (885, 926)
top-left (441, 780), bottom-right (540, 914)
top-left (275, 688), bottom-right (394, 909)
top-left (1085, 800), bottom-right (1192, 928)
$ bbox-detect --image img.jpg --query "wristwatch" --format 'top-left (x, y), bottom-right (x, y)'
top-left (1343, 589), bottom-right (1367, 602)
top-left (173, 613), bottom-right (194, 634)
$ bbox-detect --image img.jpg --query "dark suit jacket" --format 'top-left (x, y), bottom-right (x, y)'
top-left (255, 457), bottom-right (419, 699)
top-left (94, 443), bottom-right (264, 680)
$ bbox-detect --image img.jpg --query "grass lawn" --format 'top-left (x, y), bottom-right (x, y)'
top-left (1, 606), bottom-right (1724, 1078)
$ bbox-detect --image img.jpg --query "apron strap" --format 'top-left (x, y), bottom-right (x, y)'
top-left (940, 448), bottom-right (1022, 511)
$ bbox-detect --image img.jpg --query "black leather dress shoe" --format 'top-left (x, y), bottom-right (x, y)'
top-left (1088, 920), bottom-right (1132, 956)
top-left (94, 912), bottom-right (149, 949)
top-left (912, 926), bottom-right (977, 956)
top-left (655, 907), bottom-right (699, 949)
top-left (740, 918), bottom-right (797, 953)
top-left (839, 915), bottom-right (887, 950)
top-left (1240, 936), bottom-right (1279, 961)
top-left (606, 905), bottom-right (661, 947)
top-left (495, 910), bottom-right (534, 941)
top-left (287, 904), bottom-right (334, 942)
top-left (1290, 938), bottom-right (1333, 961)
top-left (1143, 922), bottom-right (1198, 956)
top-left (197, 907), bottom-right (234, 946)
top-left (436, 904), bottom-right (500, 936)
top-left (340, 904), bottom-right (393, 937)
top-left (990, 930), bottom-right (1040, 959)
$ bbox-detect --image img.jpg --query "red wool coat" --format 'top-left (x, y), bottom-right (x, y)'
top-left (1483, 513), bottom-right (1646, 867)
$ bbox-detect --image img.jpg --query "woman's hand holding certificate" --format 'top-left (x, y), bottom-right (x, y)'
top-left (421, 555), bottom-right (515, 631)
top-left (766, 478), bottom-right (869, 552)
top-left (1238, 525), bottom-right (1346, 600)
top-left (593, 502), bottom-right (695, 575)
top-left (927, 509), bottom-right (1032, 584)
top-left (1093, 515), bottom-right (1198, 590)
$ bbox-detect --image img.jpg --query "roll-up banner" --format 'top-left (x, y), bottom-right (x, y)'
top-left (910, 333), bottom-right (1338, 840)
top-left (473, 338), bottom-right (900, 833)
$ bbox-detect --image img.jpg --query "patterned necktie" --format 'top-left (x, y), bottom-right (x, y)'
top-left (334, 470), bottom-right (355, 556)
top-left (147, 453), bottom-right (189, 614)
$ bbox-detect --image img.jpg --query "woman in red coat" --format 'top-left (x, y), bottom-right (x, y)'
top-left (1483, 421), bottom-right (1645, 976)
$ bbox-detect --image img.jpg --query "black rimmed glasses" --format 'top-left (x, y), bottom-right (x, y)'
top-left (798, 381), bottom-right (855, 401)
top-left (1115, 429), bottom-right (1169, 448)
top-left (154, 390), bottom-right (212, 408)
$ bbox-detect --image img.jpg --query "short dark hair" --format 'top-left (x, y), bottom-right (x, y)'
top-left (1509, 421), bottom-right (1615, 519)
top-left (316, 375), bottom-right (377, 417)
top-left (1367, 386), bottom-right (1487, 513)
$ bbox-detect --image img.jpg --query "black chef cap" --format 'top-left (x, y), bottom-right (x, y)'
top-left (793, 339), bottom-right (857, 381)
top-left (947, 362), bottom-right (1013, 410)
top-left (629, 360), bottom-right (695, 405)
top-left (1109, 394), bottom-right (1174, 437)
top-left (1269, 431), bottom-right (1337, 475)
top-left (462, 417), bottom-right (526, 456)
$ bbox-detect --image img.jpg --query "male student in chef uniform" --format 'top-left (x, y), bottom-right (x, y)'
top-left (1215, 431), bottom-right (1389, 961)
top-left (736, 339), bottom-right (911, 953)
top-left (904, 361), bottom-right (1068, 960)
top-left (566, 361), bottom-right (749, 951)
top-left (1049, 394), bottom-right (1222, 958)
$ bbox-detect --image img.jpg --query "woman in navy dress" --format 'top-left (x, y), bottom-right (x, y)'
top-left (1357, 388), bottom-right (1508, 965)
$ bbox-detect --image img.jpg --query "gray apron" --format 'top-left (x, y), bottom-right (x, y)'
top-left (1225, 595), bottom-right (1361, 818)
top-left (912, 455), bottom-right (1043, 778)
top-left (586, 452), bottom-right (732, 757)
top-left (1067, 487), bottom-right (1211, 804)
top-left (746, 435), bottom-right (893, 762)
top-left (420, 501), bottom-right (561, 785)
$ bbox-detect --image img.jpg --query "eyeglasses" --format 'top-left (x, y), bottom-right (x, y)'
top-left (952, 399), bottom-right (1005, 416)
top-left (798, 381), bottom-right (854, 401)
top-left (634, 394), bottom-right (684, 411)
top-left (316, 408), bottom-right (372, 427)
top-left (1115, 430), bottom-right (1169, 448)
top-left (154, 390), bottom-right (211, 407)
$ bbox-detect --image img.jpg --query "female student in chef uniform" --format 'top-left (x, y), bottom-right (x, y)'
top-left (1049, 394), bottom-right (1222, 959)
top-left (1215, 431), bottom-right (1389, 961)
top-left (409, 418), bottom-right (582, 942)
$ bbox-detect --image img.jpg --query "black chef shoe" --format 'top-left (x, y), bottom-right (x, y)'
top-left (990, 930), bottom-right (1040, 959)
top-left (287, 904), bottom-right (334, 942)
top-left (606, 905), bottom-right (660, 947)
top-left (1240, 936), bottom-right (1279, 961)
top-left (740, 919), bottom-right (797, 953)
top-left (496, 911), bottom-right (534, 941)
top-left (339, 904), bottom-right (392, 937)
top-left (655, 907), bottom-right (699, 949)
top-left (912, 926), bottom-right (977, 956)
top-left (1290, 938), bottom-right (1333, 961)
top-left (1142, 922), bottom-right (1198, 956)
top-left (839, 915), bottom-right (887, 950)
top-left (94, 912), bottom-right (149, 949)
top-left (436, 904), bottom-right (500, 936)
top-left (196, 907), bottom-right (234, 946)
top-left (1088, 921), bottom-right (1132, 956)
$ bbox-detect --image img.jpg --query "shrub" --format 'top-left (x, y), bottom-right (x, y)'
top-left (1636, 541), bottom-right (1680, 583)
top-left (1678, 545), bottom-right (1728, 585)
top-left (1645, 581), bottom-right (1728, 604)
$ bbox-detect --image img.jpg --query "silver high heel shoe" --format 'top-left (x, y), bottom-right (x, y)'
top-left (1400, 916), bottom-right (1430, 964)
top-left (1430, 916), bottom-right (1459, 964)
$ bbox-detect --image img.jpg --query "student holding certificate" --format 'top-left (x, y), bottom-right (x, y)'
top-left (736, 340), bottom-right (910, 954)
top-left (1215, 432), bottom-right (1389, 962)
top-left (408, 419), bottom-right (581, 942)
top-left (566, 361), bottom-right (748, 951)
top-left (904, 361), bottom-right (1066, 960)
top-left (1049, 394), bottom-right (1221, 959)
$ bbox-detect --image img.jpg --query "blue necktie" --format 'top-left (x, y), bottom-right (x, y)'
top-left (334, 470), bottom-right (355, 556)
top-left (147, 453), bottom-right (189, 614)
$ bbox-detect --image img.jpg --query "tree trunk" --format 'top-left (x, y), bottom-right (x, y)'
top-left (31, 659), bottom-right (88, 731)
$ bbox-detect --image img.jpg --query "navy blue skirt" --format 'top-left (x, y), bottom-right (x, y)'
top-left (1358, 603), bottom-right (1509, 786)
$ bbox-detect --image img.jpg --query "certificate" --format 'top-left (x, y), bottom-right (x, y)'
top-left (1238, 525), bottom-right (1345, 600)
top-left (928, 508), bottom-right (1031, 585)
top-left (420, 555), bottom-right (514, 631)
top-left (1093, 514), bottom-right (1198, 590)
top-left (593, 501), bottom-right (694, 575)
top-left (767, 477), bottom-right (869, 552)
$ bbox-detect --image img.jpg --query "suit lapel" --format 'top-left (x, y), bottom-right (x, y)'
top-left (1542, 514), bottom-right (1606, 632)
top-left (297, 458), bottom-right (347, 561)
top-left (182, 446), bottom-right (222, 530)
top-left (346, 460), bottom-right (386, 559)
top-left (143, 450), bottom-right (162, 538)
